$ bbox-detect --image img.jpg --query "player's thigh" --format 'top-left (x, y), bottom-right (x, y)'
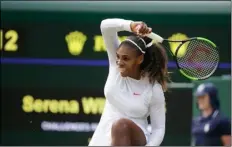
top-left (127, 120), bottom-right (147, 146)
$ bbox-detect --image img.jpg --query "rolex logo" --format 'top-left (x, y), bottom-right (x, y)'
top-left (65, 31), bottom-right (87, 56)
top-left (168, 33), bottom-right (189, 58)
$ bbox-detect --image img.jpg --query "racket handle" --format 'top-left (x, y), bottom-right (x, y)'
top-left (146, 32), bottom-right (164, 43)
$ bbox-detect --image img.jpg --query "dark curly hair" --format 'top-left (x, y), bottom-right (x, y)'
top-left (119, 35), bottom-right (170, 91)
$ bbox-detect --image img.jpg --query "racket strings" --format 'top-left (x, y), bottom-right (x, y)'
top-left (176, 39), bottom-right (219, 79)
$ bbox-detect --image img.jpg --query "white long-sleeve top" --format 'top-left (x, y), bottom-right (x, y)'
top-left (88, 18), bottom-right (166, 146)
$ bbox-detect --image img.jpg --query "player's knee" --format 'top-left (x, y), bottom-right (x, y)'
top-left (111, 118), bottom-right (131, 135)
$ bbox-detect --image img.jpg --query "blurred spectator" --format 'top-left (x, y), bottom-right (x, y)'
top-left (191, 83), bottom-right (231, 146)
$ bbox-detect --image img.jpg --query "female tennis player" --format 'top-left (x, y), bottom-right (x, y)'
top-left (89, 18), bottom-right (168, 146)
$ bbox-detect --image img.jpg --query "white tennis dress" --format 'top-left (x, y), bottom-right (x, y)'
top-left (88, 18), bottom-right (166, 146)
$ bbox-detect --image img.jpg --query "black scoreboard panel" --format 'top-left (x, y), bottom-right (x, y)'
top-left (1, 7), bottom-right (230, 146)
top-left (2, 87), bottom-right (193, 145)
top-left (1, 12), bottom-right (231, 61)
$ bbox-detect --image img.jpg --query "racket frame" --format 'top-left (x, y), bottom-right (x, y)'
top-left (173, 37), bottom-right (219, 80)
top-left (147, 33), bottom-right (219, 80)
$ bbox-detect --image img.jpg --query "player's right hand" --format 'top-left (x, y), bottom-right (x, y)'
top-left (130, 21), bottom-right (152, 37)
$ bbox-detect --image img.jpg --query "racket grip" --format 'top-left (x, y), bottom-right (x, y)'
top-left (146, 32), bottom-right (164, 43)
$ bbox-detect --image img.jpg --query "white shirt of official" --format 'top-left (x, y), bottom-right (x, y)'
top-left (88, 18), bottom-right (166, 146)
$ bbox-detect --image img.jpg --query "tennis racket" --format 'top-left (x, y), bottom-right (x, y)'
top-left (146, 32), bottom-right (219, 80)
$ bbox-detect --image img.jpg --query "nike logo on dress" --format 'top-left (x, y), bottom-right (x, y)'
top-left (133, 93), bottom-right (140, 95)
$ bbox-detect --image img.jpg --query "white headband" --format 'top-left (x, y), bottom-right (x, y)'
top-left (146, 41), bottom-right (153, 48)
top-left (139, 38), bottom-right (146, 47)
top-left (138, 37), bottom-right (153, 48)
top-left (125, 38), bottom-right (154, 54)
top-left (125, 39), bottom-right (145, 54)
